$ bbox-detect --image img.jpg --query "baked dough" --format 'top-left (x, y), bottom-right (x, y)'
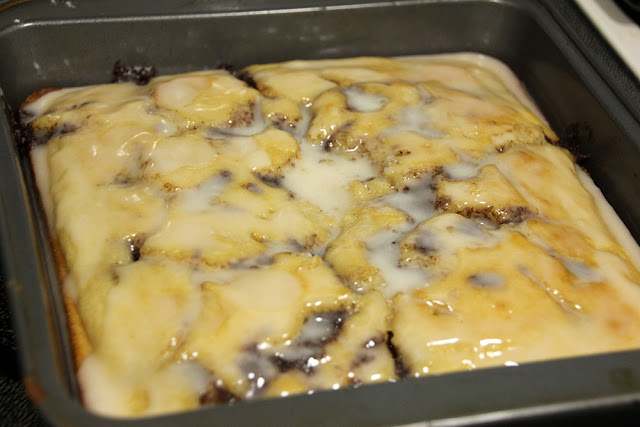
top-left (20, 54), bottom-right (640, 417)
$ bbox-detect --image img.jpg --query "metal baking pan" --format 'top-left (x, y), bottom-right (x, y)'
top-left (1, 0), bottom-right (640, 425)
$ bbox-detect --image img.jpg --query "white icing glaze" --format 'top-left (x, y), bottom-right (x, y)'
top-left (577, 169), bottom-right (640, 271)
top-left (562, 258), bottom-right (602, 283)
top-left (443, 162), bottom-right (479, 181)
top-left (22, 87), bottom-right (85, 121)
top-left (281, 142), bottom-right (376, 217)
top-left (225, 269), bottom-right (302, 310)
top-left (227, 136), bottom-right (271, 171)
top-left (387, 105), bottom-right (444, 139)
top-left (144, 361), bottom-right (211, 415)
top-left (174, 175), bottom-right (230, 213)
top-left (212, 103), bottom-right (269, 137)
top-left (271, 313), bottom-right (341, 367)
top-left (154, 117), bottom-right (178, 135)
top-left (419, 214), bottom-right (499, 254)
top-left (366, 227), bottom-right (430, 298)
top-left (343, 87), bottom-right (388, 112)
top-left (154, 76), bottom-right (209, 109)
top-left (376, 176), bottom-right (436, 224)
top-left (289, 104), bottom-right (313, 139)
top-left (147, 136), bottom-right (218, 175)
top-left (397, 53), bottom-right (549, 124)
top-left (77, 355), bottom-right (133, 417)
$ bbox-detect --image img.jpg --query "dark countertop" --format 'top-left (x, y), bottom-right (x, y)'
top-left (0, 277), bottom-right (47, 426)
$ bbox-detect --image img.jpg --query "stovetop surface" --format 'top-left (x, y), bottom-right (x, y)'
top-left (616, 0), bottom-right (640, 24)
top-left (576, 0), bottom-right (640, 80)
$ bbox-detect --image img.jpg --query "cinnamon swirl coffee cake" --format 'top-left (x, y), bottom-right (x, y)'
top-left (19, 54), bottom-right (640, 417)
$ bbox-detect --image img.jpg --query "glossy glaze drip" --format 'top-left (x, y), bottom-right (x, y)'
top-left (281, 142), bottom-right (376, 218)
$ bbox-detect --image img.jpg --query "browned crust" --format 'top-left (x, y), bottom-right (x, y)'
top-left (63, 294), bottom-right (92, 367)
top-left (24, 89), bottom-right (92, 390)
top-left (20, 88), bottom-right (59, 110)
top-left (49, 221), bottom-right (92, 368)
top-left (22, 373), bottom-right (45, 405)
